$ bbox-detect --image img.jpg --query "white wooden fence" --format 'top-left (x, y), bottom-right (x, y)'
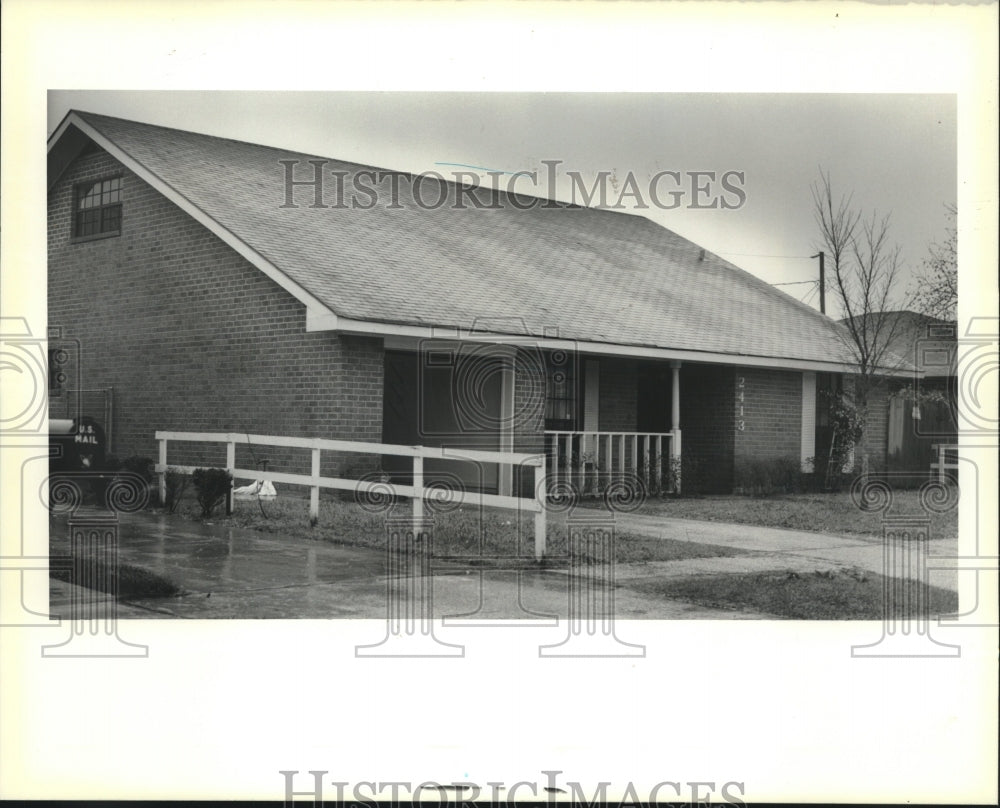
top-left (154, 431), bottom-right (548, 558)
top-left (930, 443), bottom-right (959, 483)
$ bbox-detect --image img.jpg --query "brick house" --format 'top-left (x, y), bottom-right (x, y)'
top-left (843, 311), bottom-right (958, 478)
top-left (47, 110), bottom-right (910, 495)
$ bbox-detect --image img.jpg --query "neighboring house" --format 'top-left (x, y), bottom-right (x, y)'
top-left (47, 111), bottom-right (913, 495)
top-left (842, 310), bottom-right (958, 477)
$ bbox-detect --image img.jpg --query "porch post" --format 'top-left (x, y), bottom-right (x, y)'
top-left (670, 360), bottom-right (682, 492)
top-left (670, 360), bottom-right (681, 434)
top-left (498, 350), bottom-right (515, 497)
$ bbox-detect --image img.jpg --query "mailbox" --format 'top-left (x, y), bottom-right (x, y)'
top-left (49, 415), bottom-right (107, 471)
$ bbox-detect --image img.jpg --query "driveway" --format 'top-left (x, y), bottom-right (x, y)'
top-left (49, 507), bottom-right (957, 620)
top-left (49, 510), bottom-right (766, 620)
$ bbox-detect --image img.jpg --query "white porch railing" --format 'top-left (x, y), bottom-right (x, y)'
top-left (154, 431), bottom-right (549, 559)
top-left (544, 430), bottom-right (680, 496)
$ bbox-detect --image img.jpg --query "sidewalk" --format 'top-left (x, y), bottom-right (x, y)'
top-left (602, 510), bottom-right (958, 592)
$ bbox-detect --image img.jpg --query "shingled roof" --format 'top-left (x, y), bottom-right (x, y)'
top-left (50, 110), bottom-right (879, 371)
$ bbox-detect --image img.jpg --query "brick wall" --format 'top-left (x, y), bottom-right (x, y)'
top-left (860, 378), bottom-right (890, 472)
top-left (598, 357), bottom-right (638, 432)
top-left (48, 146), bottom-right (384, 481)
top-left (679, 363), bottom-right (736, 493)
top-left (733, 368), bottom-right (802, 465)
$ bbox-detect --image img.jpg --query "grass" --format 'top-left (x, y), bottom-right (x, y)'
top-left (166, 490), bottom-right (749, 565)
top-left (50, 557), bottom-right (181, 600)
top-left (630, 568), bottom-right (959, 619)
top-left (607, 489), bottom-right (958, 541)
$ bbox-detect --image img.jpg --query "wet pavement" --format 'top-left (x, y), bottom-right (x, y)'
top-left (49, 507), bottom-right (957, 620)
top-left (49, 510), bottom-right (765, 619)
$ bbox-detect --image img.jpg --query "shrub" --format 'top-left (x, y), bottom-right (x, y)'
top-left (119, 455), bottom-right (155, 482)
top-left (163, 468), bottom-right (189, 513)
top-left (734, 456), bottom-right (804, 496)
top-left (192, 467), bottom-right (233, 518)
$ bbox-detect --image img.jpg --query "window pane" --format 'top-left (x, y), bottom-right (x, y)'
top-left (74, 178), bottom-right (122, 236)
top-left (102, 205), bottom-right (121, 232)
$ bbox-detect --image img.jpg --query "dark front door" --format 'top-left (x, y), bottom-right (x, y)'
top-left (637, 362), bottom-right (671, 433)
top-left (382, 348), bottom-right (501, 493)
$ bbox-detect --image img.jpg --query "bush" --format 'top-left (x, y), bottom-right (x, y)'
top-left (192, 467), bottom-right (233, 518)
top-left (119, 455), bottom-right (155, 482)
top-left (163, 468), bottom-right (189, 513)
top-left (734, 456), bottom-right (804, 497)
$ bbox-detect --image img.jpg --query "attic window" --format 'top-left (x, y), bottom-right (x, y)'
top-left (72, 176), bottom-right (122, 240)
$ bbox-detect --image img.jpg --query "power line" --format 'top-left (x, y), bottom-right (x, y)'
top-left (773, 280), bottom-right (816, 286)
top-left (801, 284), bottom-right (819, 308)
top-left (718, 252), bottom-right (815, 259)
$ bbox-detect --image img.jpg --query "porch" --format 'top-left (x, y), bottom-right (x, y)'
top-left (379, 341), bottom-right (689, 497)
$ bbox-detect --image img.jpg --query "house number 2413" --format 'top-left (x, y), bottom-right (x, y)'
top-left (736, 376), bottom-right (745, 431)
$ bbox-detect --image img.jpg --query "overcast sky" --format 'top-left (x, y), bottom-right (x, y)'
top-left (48, 90), bottom-right (956, 315)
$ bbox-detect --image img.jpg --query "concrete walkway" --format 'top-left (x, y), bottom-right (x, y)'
top-left (602, 510), bottom-right (958, 592)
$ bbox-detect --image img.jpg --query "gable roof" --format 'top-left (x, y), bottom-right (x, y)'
top-left (49, 110), bottom-right (906, 374)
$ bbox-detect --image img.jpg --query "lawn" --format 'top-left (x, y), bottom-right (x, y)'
top-left (168, 491), bottom-right (749, 565)
top-left (50, 555), bottom-right (180, 600)
top-left (630, 568), bottom-right (960, 620)
top-left (603, 489), bottom-right (958, 541)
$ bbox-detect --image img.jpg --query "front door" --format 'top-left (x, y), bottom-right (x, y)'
top-left (382, 347), bottom-right (502, 493)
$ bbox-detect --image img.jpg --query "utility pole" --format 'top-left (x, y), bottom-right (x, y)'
top-left (811, 251), bottom-right (826, 314)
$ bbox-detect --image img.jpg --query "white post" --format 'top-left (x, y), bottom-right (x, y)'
top-left (226, 441), bottom-right (235, 515)
top-left (534, 455), bottom-right (547, 560)
top-left (653, 435), bottom-right (662, 492)
top-left (671, 360), bottom-right (682, 493)
top-left (412, 452), bottom-right (424, 531)
top-left (310, 446), bottom-right (321, 523)
top-left (498, 352), bottom-right (514, 497)
top-left (158, 436), bottom-right (167, 505)
top-left (670, 360), bottom-right (681, 435)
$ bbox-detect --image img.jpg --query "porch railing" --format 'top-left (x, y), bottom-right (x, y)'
top-left (544, 430), bottom-right (679, 496)
top-left (155, 431), bottom-right (549, 558)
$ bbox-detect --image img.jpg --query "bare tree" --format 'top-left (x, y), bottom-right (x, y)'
top-left (913, 204), bottom-right (957, 320)
top-left (811, 170), bottom-right (913, 469)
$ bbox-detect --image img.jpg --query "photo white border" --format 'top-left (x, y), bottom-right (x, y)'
top-left (2, 1), bottom-right (997, 803)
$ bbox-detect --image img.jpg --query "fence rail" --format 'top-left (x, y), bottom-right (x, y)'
top-left (545, 430), bottom-right (679, 495)
top-left (155, 431), bottom-right (548, 558)
top-left (930, 443), bottom-right (959, 483)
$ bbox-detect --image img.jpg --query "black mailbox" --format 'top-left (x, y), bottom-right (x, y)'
top-left (49, 415), bottom-right (106, 471)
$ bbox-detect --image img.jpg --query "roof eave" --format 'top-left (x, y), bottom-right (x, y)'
top-left (306, 309), bottom-right (919, 376)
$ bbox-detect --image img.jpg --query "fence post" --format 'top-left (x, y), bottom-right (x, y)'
top-left (534, 455), bottom-right (547, 560)
top-left (671, 429), bottom-right (682, 494)
top-left (310, 446), bottom-right (321, 524)
top-left (226, 440), bottom-right (235, 516)
top-left (158, 435), bottom-right (167, 505)
top-left (412, 450), bottom-right (424, 531)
